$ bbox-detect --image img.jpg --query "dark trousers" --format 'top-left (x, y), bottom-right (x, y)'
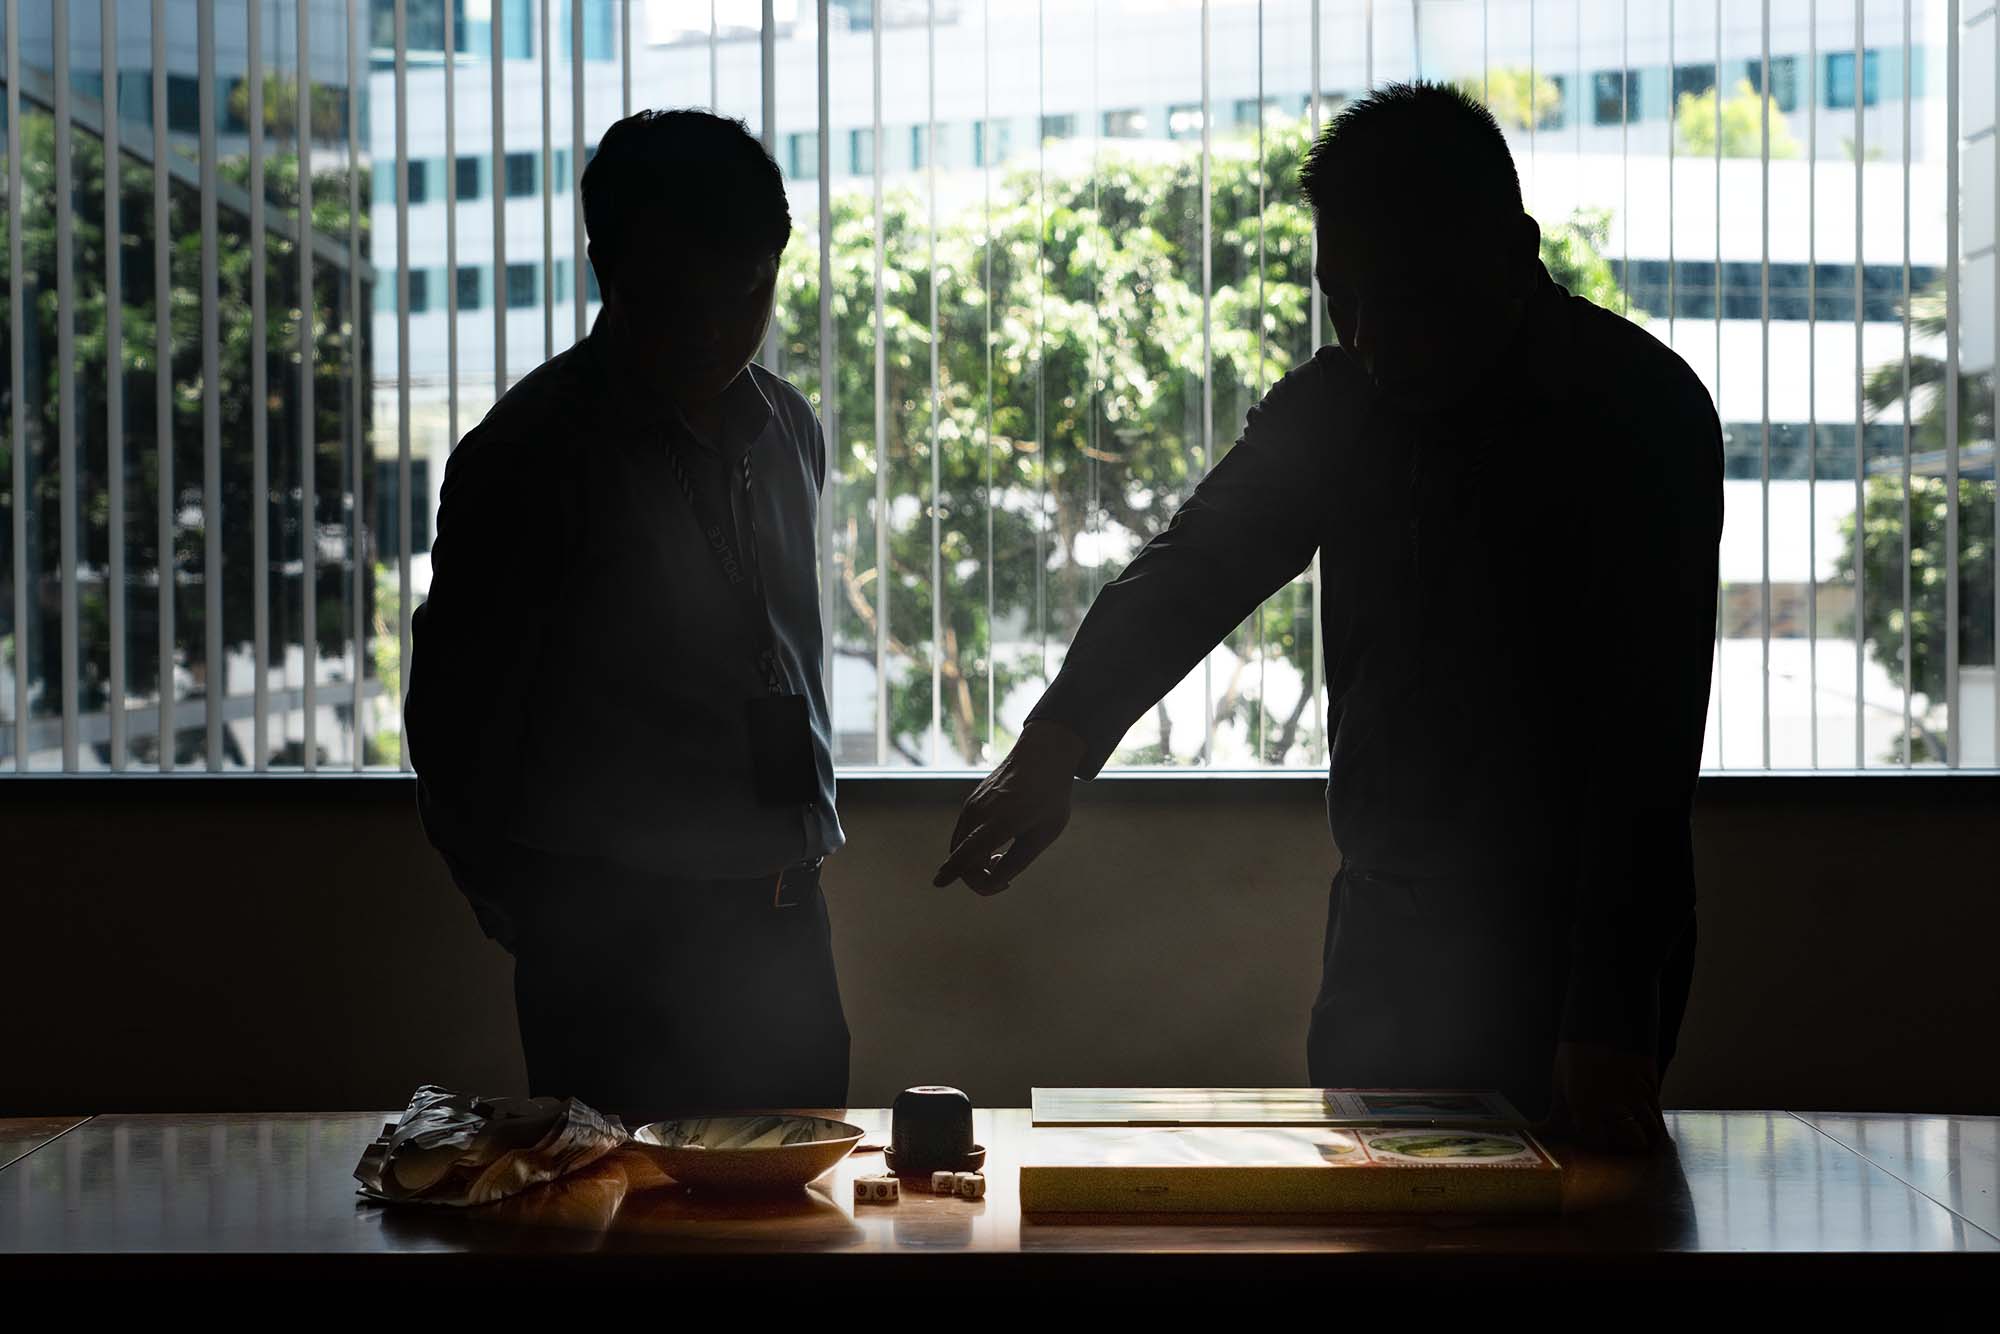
top-left (1306, 864), bottom-right (1696, 1121)
top-left (488, 851), bottom-right (850, 1127)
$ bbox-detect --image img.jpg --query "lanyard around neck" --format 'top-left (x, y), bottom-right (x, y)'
top-left (660, 430), bottom-right (786, 697)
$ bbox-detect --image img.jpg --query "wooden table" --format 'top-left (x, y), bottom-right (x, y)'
top-left (2, 1110), bottom-right (1994, 1279)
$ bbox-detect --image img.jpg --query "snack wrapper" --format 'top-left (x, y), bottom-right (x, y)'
top-left (355, 1084), bottom-right (629, 1207)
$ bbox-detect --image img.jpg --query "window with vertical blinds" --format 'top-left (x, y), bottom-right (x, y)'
top-left (1, 0), bottom-right (1994, 774)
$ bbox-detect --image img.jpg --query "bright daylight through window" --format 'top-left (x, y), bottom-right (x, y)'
top-left (1, 0), bottom-right (1994, 773)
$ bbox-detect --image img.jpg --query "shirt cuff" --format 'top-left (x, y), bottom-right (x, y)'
top-left (1024, 677), bottom-right (1123, 780)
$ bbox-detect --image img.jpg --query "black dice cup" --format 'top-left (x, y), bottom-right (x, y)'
top-left (884, 1085), bottom-right (985, 1176)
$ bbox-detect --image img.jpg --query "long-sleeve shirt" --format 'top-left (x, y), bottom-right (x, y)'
top-left (406, 317), bottom-right (844, 893)
top-left (1027, 265), bottom-right (1724, 1057)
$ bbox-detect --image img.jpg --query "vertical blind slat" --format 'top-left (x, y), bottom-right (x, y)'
top-left (298, 0), bottom-right (317, 771)
top-left (871, 2), bottom-right (887, 764)
top-left (152, 0), bottom-right (172, 772)
top-left (1714, 0), bottom-right (1725, 768)
top-left (982, 0), bottom-right (995, 756)
top-left (104, 0), bottom-right (127, 770)
top-left (1809, 0), bottom-right (1820, 769)
top-left (1254, 0), bottom-right (1267, 762)
top-left (54, 0), bottom-right (78, 770)
top-left (1311, 0), bottom-right (1325, 764)
top-left (760, 1), bottom-right (778, 368)
top-left (816, 0), bottom-right (837, 704)
top-left (5, 0), bottom-right (20, 768)
top-left (198, 0), bottom-right (221, 770)
top-left (1854, 0), bottom-right (1868, 769)
top-left (1199, 0), bottom-right (1214, 762)
top-left (493, 0), bottom-right (508, 397)
top-left (574, 0), bottom-right (587, 344)
top-left (250, 0), bottom-right (269, 770)
top-left (927, 0), bottom-right (941, 765)
top-left (349, 0), bottom-right (366, 768)
top-left (541, 0), bottom-right (553, 359)
top-left (1901, 0), bottom-right (1914, 766)
top-left (445, 0), bottom-right (459, 452)
top-left (1761, 0), bottom-right (1773, 770)
top-left (1946, 0), bottom-right (1962, 768)
top-left (396, 0), bottom-right (414, 769)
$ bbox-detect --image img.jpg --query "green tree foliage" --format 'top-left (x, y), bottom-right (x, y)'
top-left (1839, 280), bottom-right (1997, 757)
top-left (0, 107), bottom-right (367, 762)
top-left (1457, 67), bottom-right (1564, 132)
top-left (1675, 79), bottom-right (1803, 159)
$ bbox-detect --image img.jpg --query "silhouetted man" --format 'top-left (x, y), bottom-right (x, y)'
top-left (935, 84), bottom-right (1723, 1151)
top-left (407, 110), bottom-right (847, 1122)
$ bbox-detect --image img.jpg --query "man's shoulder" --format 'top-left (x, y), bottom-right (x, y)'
top-left (747, 363), bottom-right (821, 437)
top-left (1258, 345), bottom-right (1374, 439)
top-left (1564, 292), bottom-right (1715, 424)
top-left (446, 345), bottom-right (596, 487)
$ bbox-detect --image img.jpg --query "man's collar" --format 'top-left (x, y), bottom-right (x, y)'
top-left (581, 310), bottom-right (775, 458)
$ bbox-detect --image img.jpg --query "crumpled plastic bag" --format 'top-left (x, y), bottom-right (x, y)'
top-left (355, 1084), bottom-right (629, 1207)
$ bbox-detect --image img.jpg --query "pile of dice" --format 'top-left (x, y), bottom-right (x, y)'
top-left (853, 1170), bottom-right (986, 1204)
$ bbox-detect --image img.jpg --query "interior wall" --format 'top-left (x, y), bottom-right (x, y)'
top-left (2, 775), bottom-right (1994, 1116)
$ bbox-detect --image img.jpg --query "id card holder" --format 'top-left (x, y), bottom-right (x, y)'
top-left (746, 692), bottom-right (819, 806)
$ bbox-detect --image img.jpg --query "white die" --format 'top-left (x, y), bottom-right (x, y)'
top-left (854, 1175), bottom-right (900, 1204)
top-left (931, 1170), bottom-right (957, 1194)
top-left (953, 1171), bottom-right (986, 1200)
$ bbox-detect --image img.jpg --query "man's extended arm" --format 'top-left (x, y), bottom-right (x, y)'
top-left (1025, 355), bottom-right (1351, 777)
top-left (933, 354), bottom-right (1354, 891)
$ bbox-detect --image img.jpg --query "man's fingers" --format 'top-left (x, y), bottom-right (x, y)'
top-left (932, 820), bottom-right (1005, 887)
top-left (972, 824), bottom-right (1060, 896)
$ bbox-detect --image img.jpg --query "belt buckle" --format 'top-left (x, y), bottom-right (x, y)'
top-left (773, 857), bottom-right (823, 910)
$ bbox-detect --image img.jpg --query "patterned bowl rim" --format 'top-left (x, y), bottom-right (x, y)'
top-left (631, 1114), bottom-right (868, 1152)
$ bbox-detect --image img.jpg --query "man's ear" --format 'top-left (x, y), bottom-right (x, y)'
top-left (586, 242), bottom-right (611, 307)
top-left (1514, 212), bottom-right (1542, 281)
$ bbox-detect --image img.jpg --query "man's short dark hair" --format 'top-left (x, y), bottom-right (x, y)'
top-left (1299, 82), bottom-right (1523, 242)
top-left (582, 108), bottom-right (791, 276)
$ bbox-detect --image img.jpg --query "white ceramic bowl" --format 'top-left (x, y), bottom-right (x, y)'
top-left (631, 1114), bottom-right (866, 1192)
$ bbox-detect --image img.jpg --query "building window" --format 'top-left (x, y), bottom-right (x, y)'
top-left (908, 124), bottom-right (949, 171)
top-left (1826, 50), bottom-right (1881, 110)
top-left (1593, 70), bottom-right (1640, 125)
top-left (974, 118), bottom-right (1011, 167)
top-left (1231, 98), bottom-right (1277, 130)
top-left (506, 262), bottom-right (538, 309)
top-left (406, 159), bottom-right (431, 206)
top-left (1103, 108), bottom-right (1147, 139)
top-left (558, 0), bottom-right (616, 62)
top-left (850, 127), bottom-right (875, 177)
top-left (1672, 62), bottom-right (1717, 102)
top-left (456, 264), bottom-right (486, 312)
top-left (455, 154), bottom-right (485, 201)
top-left (166, 74), bottom-right (200, 133)
top-left (1166, 104), bottom-right (1204, 140)
top-left (1041, 113), bottom-right (1076, 141)
top-left (788, 131), bottom-right (818, 181)
top-left (505, 151), bottom-right (538, 198)
top-left (406, 269), bottom-right (432, 315)
top-left (1747, 55), bottom-right (1800, 113)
